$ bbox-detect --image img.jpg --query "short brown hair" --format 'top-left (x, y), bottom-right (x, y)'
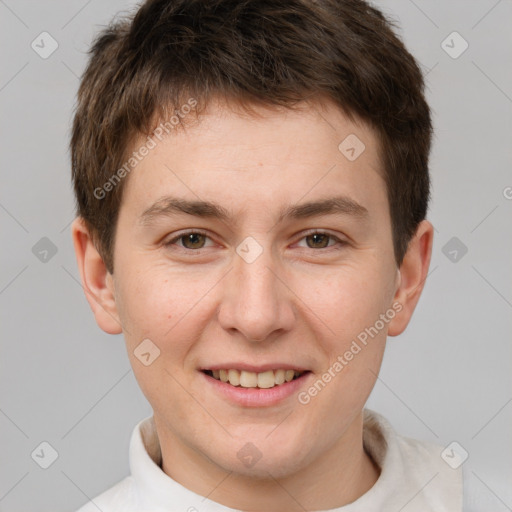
top-left (71, 0), bottom-right (432, 274)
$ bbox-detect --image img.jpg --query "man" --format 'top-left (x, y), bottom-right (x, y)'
top-left (71, 0), bottom-right (462, 509)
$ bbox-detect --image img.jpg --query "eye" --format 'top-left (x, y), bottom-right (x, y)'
top-left (163, 229), bottom-right (347, 252)
top-left (296, 230), bottom-right (346, 250)
top-left (164, 230), bottom-right (214, 250)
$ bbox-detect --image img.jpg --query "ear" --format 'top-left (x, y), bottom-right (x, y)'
top-left (387, 220), bottom-right (434, 337)
top-left (71, 217), bottom-right (123, 335)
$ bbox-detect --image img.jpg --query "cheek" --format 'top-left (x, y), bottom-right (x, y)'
top-left (116, 263), bottom-right (216, 354)
top-left (294, 261), bottom-right (392, 400)
top-left (293, 260), bottom-right (394, 344)
top-left (116, 266), bottom-right (201, 409)
top-left (118, 276), bottom-right (173, 341)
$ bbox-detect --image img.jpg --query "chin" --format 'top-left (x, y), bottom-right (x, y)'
top-left (211, 433), bottom-right (310, 480)
top-left (226, 451), bottom-right (305, 480)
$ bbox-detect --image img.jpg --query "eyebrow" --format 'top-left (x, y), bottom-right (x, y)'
top-left (139, 195), bottom-right (369, 226)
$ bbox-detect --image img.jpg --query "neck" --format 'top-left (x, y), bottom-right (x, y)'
top-left (156, 412), bottom-right (380, 510)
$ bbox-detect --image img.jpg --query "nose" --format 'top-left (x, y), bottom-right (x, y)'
top-left (217, 242), bottom-right (295, 343)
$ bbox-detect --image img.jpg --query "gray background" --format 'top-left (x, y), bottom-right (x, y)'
top-left (1, 1), bottom-right (511, 510)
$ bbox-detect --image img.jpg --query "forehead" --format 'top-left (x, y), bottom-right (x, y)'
top-left (120, 98), bottom-right (387, 224)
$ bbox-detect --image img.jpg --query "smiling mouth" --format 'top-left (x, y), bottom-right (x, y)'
top-left (202, 369), bottom-right (309, 389)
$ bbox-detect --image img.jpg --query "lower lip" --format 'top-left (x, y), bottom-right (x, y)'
top-left (201, 371), bottom-right (312, 407)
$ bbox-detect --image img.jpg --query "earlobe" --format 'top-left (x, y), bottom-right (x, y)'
top-left (71, 217), bottom-right (123, 335)
top-left (387, 220), bottom-right (434, 337)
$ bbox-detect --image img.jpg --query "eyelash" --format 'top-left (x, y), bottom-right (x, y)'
top-left (164, 229), bottom-right (347, 253)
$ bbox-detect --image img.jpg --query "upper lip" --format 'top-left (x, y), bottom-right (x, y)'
top-left (201, 363), bottom-right (310, 373)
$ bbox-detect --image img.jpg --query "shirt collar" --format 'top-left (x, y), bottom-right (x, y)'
top-left (129, 409), bottom-right (462, 511)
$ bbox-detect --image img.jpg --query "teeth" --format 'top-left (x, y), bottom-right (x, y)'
top-left (240, 370), bottom-right (258, 387)
top-left (228, 369), bottom-right (240, 386)
top-left (207, 368), bottom-right (305, 388)
top-left (257, 370), bottom-right (275, 389)
top-left (274, 369), bottom-right (285, 385)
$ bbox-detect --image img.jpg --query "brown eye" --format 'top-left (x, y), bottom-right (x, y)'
top-left (305, 233), bottom-right (331, 249)
top-left (179, 232), bottom-right (207, 249)
top-left (165, 231), bottom-right (212, 250)
top-left (296, 231), bottom-right (346, 251)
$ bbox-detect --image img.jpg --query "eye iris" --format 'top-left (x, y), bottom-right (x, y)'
top-left (177, 233), bottom-right (333, 250)
top-left (307, 233), bottom-right (329, 248)
top-left (182, 233), bottom-right (206, 249)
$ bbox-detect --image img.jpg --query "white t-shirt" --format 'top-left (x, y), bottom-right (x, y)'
top-left (76, 409), bottom-right (465, 511)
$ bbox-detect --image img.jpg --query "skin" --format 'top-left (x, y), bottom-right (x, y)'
top-left (72, 97), bottom-right (433, 511)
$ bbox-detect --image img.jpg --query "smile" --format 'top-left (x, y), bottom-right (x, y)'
top-left (202, 369), bottom-right (307, 389)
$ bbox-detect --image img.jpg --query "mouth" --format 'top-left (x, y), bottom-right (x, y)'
top-left (201, 368), bottom-right (310, 389)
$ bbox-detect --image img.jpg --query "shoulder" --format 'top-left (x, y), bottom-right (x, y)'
top-left (74, 416), bottom-right (155, 512)
top-left (364, 409), bottom-right (452, 473)
top-left (365, 409), bottom-right (459, 475)
top-left (74, 476), bottom-right (140, 512)
top-left (363, 409), bottom-right (463, 511)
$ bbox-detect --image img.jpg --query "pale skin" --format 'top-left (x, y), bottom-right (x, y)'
top-left (72, 97), bottom-right (433, 511)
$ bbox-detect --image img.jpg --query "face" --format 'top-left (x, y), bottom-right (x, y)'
top-left (108, 98), bottom-right (401, 478)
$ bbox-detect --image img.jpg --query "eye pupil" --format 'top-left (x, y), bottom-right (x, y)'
top-left (172, 232), bottom-right (338, 251)
top-left (183, 233), bottom-right (205, 249)
top-left (307, 233), bottom-right (329, 249)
